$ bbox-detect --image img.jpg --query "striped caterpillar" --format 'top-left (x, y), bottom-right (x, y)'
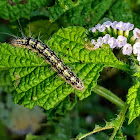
top-left (11, 37), bottom-right (85, 91)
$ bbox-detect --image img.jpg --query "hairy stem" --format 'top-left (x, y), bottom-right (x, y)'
top-left (75, 103), bottom-right (128, 140)
top-left (92, 85), bottom-right (125, 108)
top-left (109, 104), bottom-right (128, 140)
top-left (76, 126), bottom-right (114, 140)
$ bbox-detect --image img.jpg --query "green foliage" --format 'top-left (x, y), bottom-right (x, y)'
top-left (134, 12), bottom-right (140, 29)
top-left (46, 93), bottom-right (78, 119)
top-left (76, 104), bottom-right (127, 140)
top-left (127, 64), bottom-right (140, 124)
top-left (114, 129), bottom-right (127, 140)
top-left (24, 20), bottom-right (60, 41)
top-left (127, 78), bottom-right (140, 124)
top-left (110, 0), bottom-right (133, 23)
top-left (0, 26), bottom-right (129, 110)
top-left (0, 69), bottom-right (14, 92)
top-left (0, 0), bottom-right (51, 21)
top-left (0, 0), bottom-right (140, 139)
top-left (0, 120), bottom-right (8, 140)
top-left (49, 0), bottom-right (114, 27)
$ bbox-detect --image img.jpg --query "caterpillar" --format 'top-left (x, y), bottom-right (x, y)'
top-left (11, 37), bottom-right (85, 91)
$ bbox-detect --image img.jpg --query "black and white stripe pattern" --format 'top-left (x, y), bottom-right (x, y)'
top-left (11, 37), bottom-right (85, 91)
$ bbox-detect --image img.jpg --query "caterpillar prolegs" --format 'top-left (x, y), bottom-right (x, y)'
top-left (11, 37), bottom-right (85, 91)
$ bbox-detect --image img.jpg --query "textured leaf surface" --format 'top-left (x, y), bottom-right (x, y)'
top-left (127, 80), bottom-right (140, 124)
top-left (0, 0), bottom-right (51, 21)
top-left (49, 0), bottom-right (113, 27)
top-left (46, 93), bottom-right (78, 119)
top-left (110, 0), bottom-right (133, 23)
top-left (0, 69), bottom-right (14, 92)
top-left (0, 26), bottom-right (129, 110)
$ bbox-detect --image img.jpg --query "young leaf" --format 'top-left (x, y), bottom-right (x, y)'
top-left (0, 26), bottom-right (129, 110)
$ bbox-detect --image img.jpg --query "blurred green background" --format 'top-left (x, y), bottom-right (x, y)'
top-left (0, 0), bottom-right (140, 139)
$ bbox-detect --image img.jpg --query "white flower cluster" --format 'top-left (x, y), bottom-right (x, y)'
top-left (89, 21), bottom-right (134, 33)
top-left (89, 21), bottom-right (140, 64)
top-left (91, 34), bottom-right (132, 55)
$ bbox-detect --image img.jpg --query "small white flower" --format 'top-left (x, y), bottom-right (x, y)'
top-left (91, 39), bottom-right (96, 45)
top-left (111, 21), bottom-right (118, 29)
top-left (137, 53), bottom-right (140, 61)
top-left (91, 27), bottom-right (96, 33)
top-left (103, 21), bottom-right (112, 28)
top-left (123, 22), bottom-right (134, 31)
top-left (103, 34), bottom-right (110, 44)
top-left (94, 44), bottom-right (100, 49)
top-left (97, 37), bottom-right (103, 46)
top-left (122, 44), bottom-right (132, 55)
top-left (98, 25), bottom-right (106, 32)
top-left (95, 24), bottom-right (101, 30)
top-left (108, 37), bottom-right (117, 49)
top-left (89, 28), bottom-right (92, 31)
top-left (116, 21), bottom-right (125, 30)
top-left (133, 28), bottom-right (140, 38)
top-left (133, 42), bottom-right (140, 55)
top-left (116, 35), bottom-right (127, 48)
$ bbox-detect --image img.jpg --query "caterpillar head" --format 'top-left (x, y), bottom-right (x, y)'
top-left (11, 37), bottom-right (28, 47)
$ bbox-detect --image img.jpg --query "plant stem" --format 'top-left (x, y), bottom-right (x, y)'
top-left (105, 63), bottom-right (131, 74)
top-left (109, 103), bottom-right (128, 140)
top-left (77, 126), bottom-right (114, 140)
top-left (92, 85), bottom-right (125, 108)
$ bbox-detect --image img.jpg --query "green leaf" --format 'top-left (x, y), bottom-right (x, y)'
top-left (0, 26), bottom-right (129, 110)
top-left (49, 0), bottom-right (113, 27)
top-left (0, 69), bottom-right (15, 92)
top-left (24, 20), bottom-right (60, 41)
top-left (0, 0), bottom-right (51, 21)
top-left (46, 93), bottom-right (78, 119)
top-left (133, 12), bottom-right (140, 28)
top-left (127, 80), bottom-right (140, 124)
top-left (110, 0), bottom-right (133, 23)
top-left (48, 0), bottom-right (75, 22)
top-left (114, 129), bottom-right (127, 140)
top-left (76, 104), bottom-right (127, 140)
